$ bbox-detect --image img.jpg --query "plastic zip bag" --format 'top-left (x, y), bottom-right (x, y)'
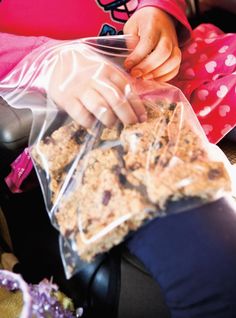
top-left (0, 35), bottom-right (234, 278)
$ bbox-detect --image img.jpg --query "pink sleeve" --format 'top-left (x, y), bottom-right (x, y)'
top-left (138, 0), bottom-right (192, 44)
top-left (0, 32), bottom-right (52, 80)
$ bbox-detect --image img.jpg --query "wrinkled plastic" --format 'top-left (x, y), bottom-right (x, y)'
top-left (0, 35), bottom-right (235, 278)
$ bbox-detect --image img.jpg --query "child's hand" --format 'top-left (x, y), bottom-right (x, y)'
top-left (48, 45), bottom-right (146, 129)
top-left (123, 7), bottom-right (181, 82)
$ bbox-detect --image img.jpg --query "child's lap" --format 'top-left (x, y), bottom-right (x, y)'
top-left (172, 23), bottom-right (236, 144)
top-left (127, 197), bottom-right (236, 317)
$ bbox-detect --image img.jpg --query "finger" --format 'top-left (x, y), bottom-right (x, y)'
top-left (63, 98), bottom-right (96, 129)
top-left (80, 89), bottom-right (117, 127)
top-left (130, 36), bottom-right (173, 77)
top-left (96, 80), bottom-right (138, 125)
top-left (143, 46), bottom-right (181, 80)
top-left (129, 91), bottom-right (147, 123)
top-left (109, 72), bottom-right (147, 123)
top-left (153, 65), bottom-right (180, 82)
top-left (124, 30), bottom-right (160, 72)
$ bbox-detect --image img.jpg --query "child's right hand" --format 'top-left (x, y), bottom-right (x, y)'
top-left (48, 45), bottom-right (146, 129)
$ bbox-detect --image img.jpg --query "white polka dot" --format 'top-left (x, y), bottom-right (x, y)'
top-left (219, 105), bottom-right (230, 117)
top-left (225, 54), bottom-right (236, 67)
top-left (185, 68), bottom-right (195, 78)
top-left (198, 25), bottom-right (206, 32)
top-left (204, 38), bottom-right (215, 44)
top-left (198, 106), bottom-right (211, 117)
top-left (205, 61), bottom-right (217, 73)
top-left (218, 45), bottom-right (229, 53)
top-left (202, 124), bottom-right (213, 135)
top-left (188, 43), bottom-right (198, 54)
top-left (197, 89), bottom-right (209, 101)
top-left (199, 54), bottom-right (208, 63)
top-left (216, 85), bottom-right (228, 98)
top-left (210, 32), bottom-right (218, 37)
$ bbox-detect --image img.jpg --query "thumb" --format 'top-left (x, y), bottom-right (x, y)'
top-left (124, 31), bottom-right (155, 71)
top-left (123, 20), bottom-right (138, 47)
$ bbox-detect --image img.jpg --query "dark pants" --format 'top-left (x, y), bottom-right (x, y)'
top-left (127, 197), bottom-right (236, 318)
top-left (2, 176), bottom-right (236, 317)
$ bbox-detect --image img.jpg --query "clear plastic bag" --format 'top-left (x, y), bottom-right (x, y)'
top-left (0, 35), bottom-right (234, 278)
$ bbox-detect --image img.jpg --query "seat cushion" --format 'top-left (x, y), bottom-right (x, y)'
top-left (0, 97), bottom-right (32, 150)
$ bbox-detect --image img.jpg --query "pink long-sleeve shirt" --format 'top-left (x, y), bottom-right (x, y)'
top-left (0, 0), bottom-right (191, 80)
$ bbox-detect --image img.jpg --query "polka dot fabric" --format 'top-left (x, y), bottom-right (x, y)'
top-left (172, 24), bottom-right (236, 144)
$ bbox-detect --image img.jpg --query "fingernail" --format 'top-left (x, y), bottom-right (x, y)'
top-left (131, 69), bottom-right (143, 78)
top-left (125, 60), bottom-right (134, 69)
top-left (143, 73), bottom-right (154, 80)
top-left (139, 113), bottom-right (147, 123)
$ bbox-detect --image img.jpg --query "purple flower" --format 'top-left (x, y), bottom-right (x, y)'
top-left (0, 270), bottom-right (83, 318)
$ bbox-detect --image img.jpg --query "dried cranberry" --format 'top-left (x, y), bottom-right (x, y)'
top-left (44, 136), bottom-right (52, 145)
top-left (169, 103), bottom-right (177, 111)
top-left (154, 156), bottom-right (160, 164)
top-left (119, 173), bottom-right (127, 185)
top-left (208, 168), bottom-right (222, 180)
top-left (74, 129), bottom-right (86, 144)
top-left (102, 190), bottom-right (112, 206)
top-left (130, 162), bottom-right (141, 170)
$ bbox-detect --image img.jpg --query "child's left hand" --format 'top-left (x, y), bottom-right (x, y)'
top-left (123, 7), bottom-right (181, 82)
